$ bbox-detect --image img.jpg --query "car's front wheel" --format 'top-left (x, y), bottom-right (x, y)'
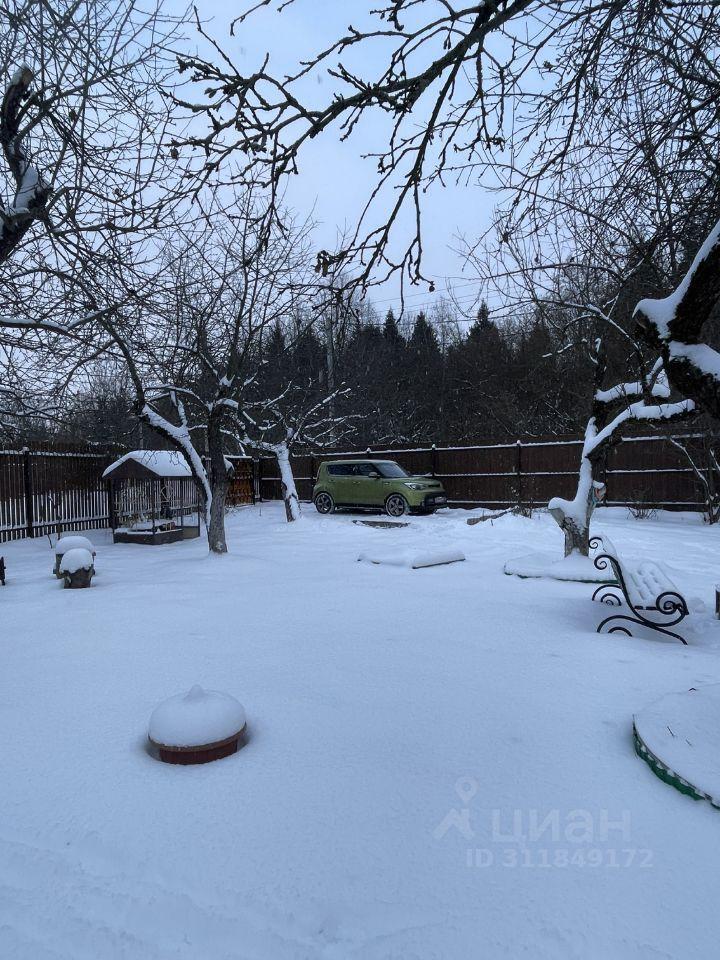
top-left (314, 492), bottom-right (335, 514)
top-left (385, 493), bottom-right (409, 517)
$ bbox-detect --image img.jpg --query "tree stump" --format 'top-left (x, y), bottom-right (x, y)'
top-left (54, 535), bottom-right (96, 578)
top-left (59, 547), bottom-right (94, 589)
top-left (63, 567), bottom-right (94, 589)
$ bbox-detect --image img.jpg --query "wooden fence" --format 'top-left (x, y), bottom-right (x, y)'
top-left (0, 449), bottom-right (255, 544)
top-left (1, 434), bottom-right (711, 544)
top-left (257, 433), bottom-right (711, 512)
top-left (0, 447), bottom-right (114, 544)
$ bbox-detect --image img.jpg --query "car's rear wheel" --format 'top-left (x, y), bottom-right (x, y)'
top-left (385, 493), bottom-right (409, 517)
top-left (314, 492), bottom-right (335, 514)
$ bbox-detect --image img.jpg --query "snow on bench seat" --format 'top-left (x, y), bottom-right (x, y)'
top-left (593, 535), bottom-right (679, 609)
top-left (625, 561), bottom-right (677, 608)
top-left (591, 535), bottom-right (689, 643)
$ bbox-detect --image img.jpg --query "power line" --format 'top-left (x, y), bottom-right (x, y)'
top-left (368, 279), bottom-right (485, 308)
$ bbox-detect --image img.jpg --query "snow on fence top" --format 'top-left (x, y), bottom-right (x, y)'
top-left (102, 450), bottom-right (192, 481)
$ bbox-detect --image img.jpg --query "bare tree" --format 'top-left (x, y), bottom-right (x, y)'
top-left (667, 433), bottom-right (720, 525)
top-left (176, 1), bottom-right (720, 419)
top-left (98, 193), bottom-right (314, 551)
top-left (549, 348), bottom-right (692, 555)
top-left (241, 384), bottom-right (353, 521)
top-left (0, 0), bottom-right (190, 432)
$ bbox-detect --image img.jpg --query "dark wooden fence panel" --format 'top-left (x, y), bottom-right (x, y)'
top-left (605, 435), bottom-right (704, 507)
top-left (0, 448), bottom-right (114, 543)
top-left (0, 451), bottom-right (26, 540)
top-left (257, 433), bottom-right (710, 512)
top-left (225, 456), bottom-right (254, 506)
top-left (29, 451), bottom-right (112, 538)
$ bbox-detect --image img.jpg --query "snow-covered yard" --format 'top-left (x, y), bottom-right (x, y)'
top-left (1, 503), bottom-right (720, 959)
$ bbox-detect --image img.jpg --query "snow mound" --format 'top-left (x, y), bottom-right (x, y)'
top-left (358, 549), bottom-right (412, 567)
top-left (358, 548), bottom-right (465, 569)
top-left (411, 549), bottom-right (465, 568)
top-left (148, 685), bottom-right (247, 748)
top-left (59, 547), bottom-right (94, 574)
top-left (634, 685), bottom-right (720, 806)
top-left (504, 550), bottom-right (615, 583)
top-left (56, 535), bottom-right (95, 556)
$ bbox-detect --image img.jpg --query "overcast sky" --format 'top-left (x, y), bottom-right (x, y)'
top-left (193, 1), bottom-right (495, 320)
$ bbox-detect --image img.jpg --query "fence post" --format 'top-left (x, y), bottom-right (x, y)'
top-left (256, 456), bottom-right (263, 503)
top-left (431, 444), bottom-right (437, 478)
top-left (22, 447), bottom-right (33, 538)
top-left (604, 444), bottom-right (611, 504)
top-left (515, 440), bottom-right (523, 509)
top-left (107, 480), bottom-right (116, 530)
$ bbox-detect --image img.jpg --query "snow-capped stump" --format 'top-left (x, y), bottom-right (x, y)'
top-left (59, 547), bottom-right (95, 589)
top-left (148, 685), bottom-right (247, 765)
top-left (54, 535), bottom-right (96, 578)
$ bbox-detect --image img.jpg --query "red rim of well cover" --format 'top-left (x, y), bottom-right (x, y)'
top-left (149, 723), bottom-right (247, 765)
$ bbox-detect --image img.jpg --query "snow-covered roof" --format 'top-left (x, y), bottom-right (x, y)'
top-left (102, 450), bottom-right (192, 480)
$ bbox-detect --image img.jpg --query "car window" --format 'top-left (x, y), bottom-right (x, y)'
top-left (354, 463), bottom-right (378, 477)
top-left (327, 464), bottom-right (352, 476)
top-left (375, 461), bottom-right (410, 478)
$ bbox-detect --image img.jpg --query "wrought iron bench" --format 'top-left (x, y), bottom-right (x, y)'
top-left (589, 535), bottom-right (689, 644)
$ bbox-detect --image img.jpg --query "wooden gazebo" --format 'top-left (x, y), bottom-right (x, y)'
top-left (103, 450), bottom-right (201, 545)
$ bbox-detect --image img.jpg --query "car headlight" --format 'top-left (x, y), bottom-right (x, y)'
top-left (404, 482), bottom-right (425, 490)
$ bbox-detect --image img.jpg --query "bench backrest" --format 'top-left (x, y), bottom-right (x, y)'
top-left (592, 534), bottom-right (619, 561)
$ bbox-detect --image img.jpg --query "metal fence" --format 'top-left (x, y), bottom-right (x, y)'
top-left (256, 433), bottom-right (712, 511)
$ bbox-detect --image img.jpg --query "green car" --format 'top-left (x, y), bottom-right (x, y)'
top-left (313, 459), bottom-right (447, 517)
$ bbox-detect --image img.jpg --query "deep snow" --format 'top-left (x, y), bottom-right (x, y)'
top-left (1, 503), bottom-right (720, 959)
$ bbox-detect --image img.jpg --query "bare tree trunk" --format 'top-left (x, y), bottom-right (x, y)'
top-left (207, 419), bottom-right (229, 553)
top-left (548, 435), bottom-right (601, 558)
top-left (550, 490), bottom-right (594, 556)
top-left (275, 442), bottom-right (301, 522)
top-left (208, 480), bottom-right (228, 553)
top-left (323, 286), bottom-right (337, 445)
